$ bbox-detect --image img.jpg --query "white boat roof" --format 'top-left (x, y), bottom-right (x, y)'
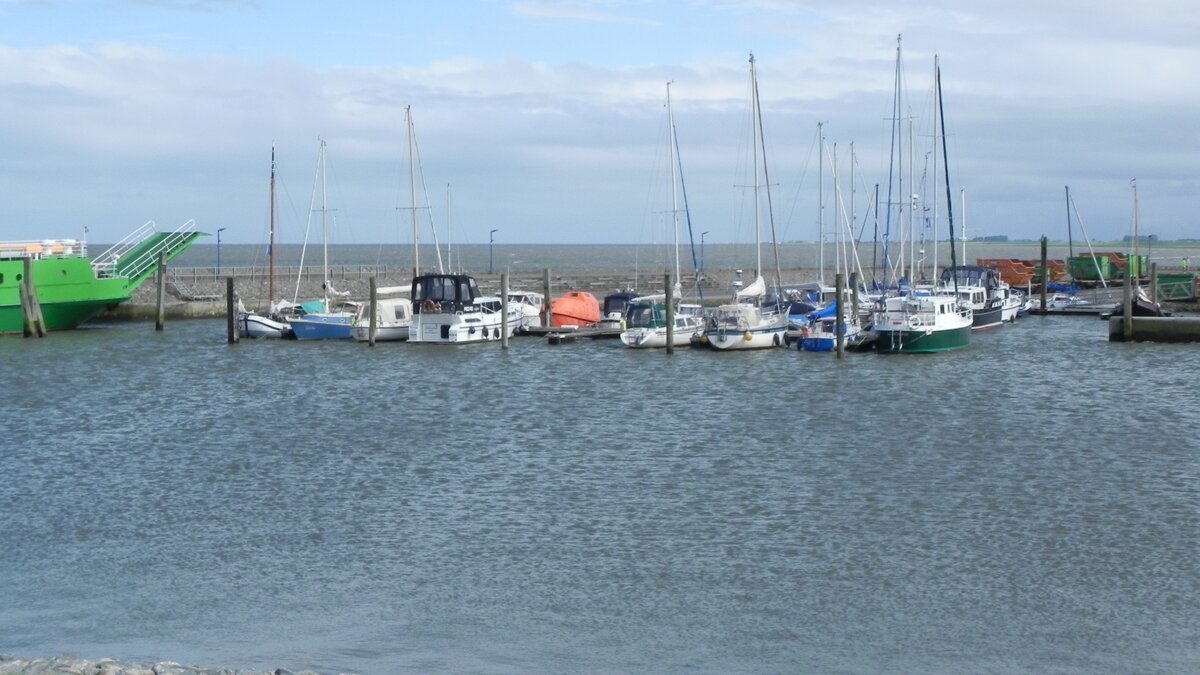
top-left (375, 285), bottom-right (411, 295)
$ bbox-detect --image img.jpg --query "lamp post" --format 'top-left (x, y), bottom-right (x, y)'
top-left (701, 231), bottom-right (709, 278)
top-left (489, 228), bottom-right (498, 275)
top-left (216, 227), bottom-right (226, 277)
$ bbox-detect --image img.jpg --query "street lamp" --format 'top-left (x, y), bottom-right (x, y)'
top-left (216, 227), bottom-right (226, 277)
top-left (701, 231), bottom-right (709, 277)
top-left (489, 228), bottom-right (498, 275)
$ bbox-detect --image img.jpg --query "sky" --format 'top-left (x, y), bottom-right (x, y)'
top-left (0, 0), bottom-right (1197, 246)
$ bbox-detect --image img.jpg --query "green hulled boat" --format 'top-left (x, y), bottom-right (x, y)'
top-left (1, 220), bottom-right (203, 335)
top-left (871, 293), bottom-right (973, 353)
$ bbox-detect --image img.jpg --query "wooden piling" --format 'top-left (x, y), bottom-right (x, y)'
top-left (542, 268), bottom-right (553, 328)
top-left (501, 272), bottom-right (510, 349)
top-left (665, 272), bottom-right (674, 355)
top-left (21, 258), bottom-right (46, 337)
top-left (226, 277), bottom-right (238, 343)
top-left (835, 272), bottom-right (845, 358)
top-left (849, 271), bottom-right (859, 322)
top-left (1122, 277), bottom-right (1133, 341)
top-left (1039, 236), bottom-right (1048, 312)
top-left (1150, 262), bottom-right (1158, 305)
top-left (368, 276), bottom-right (377, 347)
top-left (155, 251), bottom-right (166, 331)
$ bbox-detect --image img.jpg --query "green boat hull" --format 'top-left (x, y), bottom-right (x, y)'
top-left (0, 256), bottom-right (137, 334)
top-left (874, 324), bottom-right (971, 353)
top-left (2, 227), bottom-right (203, 335)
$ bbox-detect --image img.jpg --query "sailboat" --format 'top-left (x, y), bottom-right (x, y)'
top-left (288, 139), bottom-right (360, 340)
top-left (797, 139), bottom-right (871, 351)
top-left (703, 54), bottom-right (788, 351)
top-left (402, 107), bottom-right (520, 344)
top-left (239, 145), bottom-right (294, 339)
top-left (350, 285), bottom-right (413, 342)
top-left (873, 48), bottom-right (972, 352)
top-left (351, 108), bottom-right (432, 343)
top-left (620, 82), bottom-right (706, 348)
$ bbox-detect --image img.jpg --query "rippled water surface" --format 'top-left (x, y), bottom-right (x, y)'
top-left (2, 316), bottom-right (1197, 674)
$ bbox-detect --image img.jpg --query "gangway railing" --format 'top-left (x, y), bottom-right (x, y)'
top-left (92, 220), bottom-right (198, 279)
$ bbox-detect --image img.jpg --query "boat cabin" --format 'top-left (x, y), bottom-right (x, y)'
top-left (412, 274), bottom-right (481, 314)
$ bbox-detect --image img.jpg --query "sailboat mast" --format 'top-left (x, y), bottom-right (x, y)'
top-left (937, 57), bottom-right (959, 292)
top-left (268, 144), bottom-right (276, 304)
top-left (882, 35), bottom-right (902, 287)
top-left (320, 138), bottom-right (330, 312)
top-left (960, 187), bottom-right (967, 266)
top-left (667, 82), bottom-right (681, 284)
top-left (750, 54), bottom-right (761, 278)
top-left (832, 141), bottom-right (841, 277)
top-left (407, 106), bottom-right (419, 277)
top-left (1130, 178), bottom-right (1140, 288)
top-left (750, 53), bottom-right (784, 294)
top-left (818, 121), bottom-right (825, 281)
top-left (1065, 185), bottom-right (1074, 259)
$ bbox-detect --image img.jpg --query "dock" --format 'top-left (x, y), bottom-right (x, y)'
top-left (1109, 316), bottom-right (1200, 343)
top-left (523, 325), bottom-right (622, 343)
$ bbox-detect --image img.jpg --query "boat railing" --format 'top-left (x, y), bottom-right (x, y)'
top-left (92, 219), bottom-right (197, 279)
top-left (92, 220), bottom-right (156, 277)
top-left (0, 239), bottom-right (87, 260)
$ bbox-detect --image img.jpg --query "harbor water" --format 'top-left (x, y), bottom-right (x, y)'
top-left (1, 315), bottom-right (1197, 673)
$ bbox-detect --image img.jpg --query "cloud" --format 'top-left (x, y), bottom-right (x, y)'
top-left (510, 0), bottom-right (660, 25)
top-left (0, 1), bottom-right (1197, 245)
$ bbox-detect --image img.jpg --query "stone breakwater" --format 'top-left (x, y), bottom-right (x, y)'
top-left (100, 267), bottom-right (816, 321)
top-left (0, 655), bottom-right (329, 675)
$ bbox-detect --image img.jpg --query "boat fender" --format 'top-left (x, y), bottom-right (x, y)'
top-left (772, 334), bottom-right (780, 347)
top-left (742, 331), bottom-right (753, 342)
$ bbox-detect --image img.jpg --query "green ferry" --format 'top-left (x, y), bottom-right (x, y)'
top-left (0, 220), bottom-right (203, 335)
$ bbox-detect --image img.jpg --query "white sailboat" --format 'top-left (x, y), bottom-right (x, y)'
top-left (288, 139), bottom-right (359, 340)
top-left (704, 54), bottom-right (788, 351)
top-left (239, 145), bottom-right (294, 339)
top-left (351, 286), bottom-right (413, 342)
top-left (620, 82), bottom-right (705, 348)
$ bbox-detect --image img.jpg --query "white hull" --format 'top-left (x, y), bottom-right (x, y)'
top-left (351, 323), bottom-right (409, 342)
top-left (351, 292), bottom-right (412, 342)
top-left (703, 300), bottom-right (787, 350)
top-left (619, 319), bottom-right (703, 348)
top-left (705, 324), bottom-right (787, 350)
top-left (506, 291), bottom-right (545, 332)
top-left (239, 312), bottom-right (290, 339)
top-left (409, 309), bottom-right (521, 344)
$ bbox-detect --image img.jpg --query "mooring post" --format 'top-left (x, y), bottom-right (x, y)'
top-left (849, 271), bottom-right (860, 323)
top-left (226, 276), bottom-right (238, 343)
top-left (1039, 236), bottom-right (1048, 313)
top-left (665, 272), bottom-right (674, 355)
top-left (21, 257), bottom-right (46, 337)
top-left (542, 268), bottom-right (553, 328)
top-left (501, 272), bottom-right (510, 349)
top-left (154, 251), bottom-right (167, 331)
top-left (835, 272), bottom-right (845, 358)
top-left (368, 276), bottom-right (377, 347)
top-left (1122, 273), bottom-right (1134, 341)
